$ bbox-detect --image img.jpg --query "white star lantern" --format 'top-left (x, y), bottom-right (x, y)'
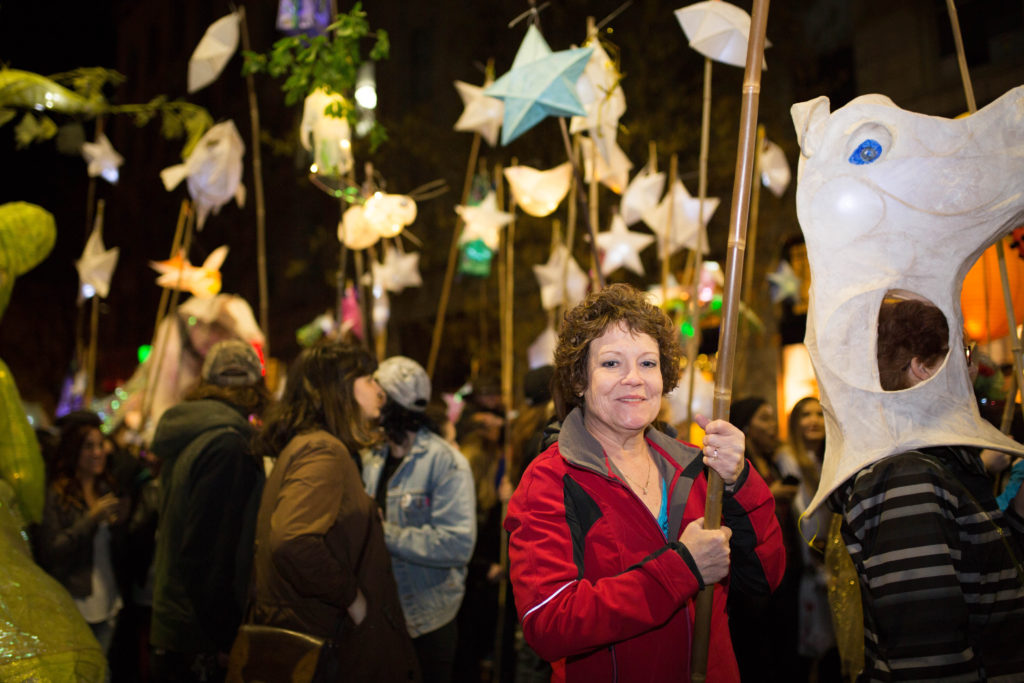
top-left (81, 133), bottom-right (124, 184)
top-left (484, 25), bottom-right (593, 145)
top-left (570, 40), bottom-right (627, 145)
top-left (76, 223), bottom-right (119, 299)
top-left (504, 162), bottom-right (573, 217)
top-left (528, 326), bottom-right (558, 369)
top-left (620, 169), bottom-right (666, 226)
top-left (455, 192), bottom-right (513, 251)
top-left (642, 180), bottom-right (719, 258)
top-left (595, 213), bottom-right (654, 277)
top-left (533, 245), bottom-right (589, 311)
top-left (372, 245), bottom-right (422, 294)
top-left (580, 133), bottom-right (633, 194)
top-left (453, 80), bottom-right (505, 148)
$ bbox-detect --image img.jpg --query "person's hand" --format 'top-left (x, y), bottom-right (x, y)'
top-left (679, 517), bottom-right (732, 584)
top-left (980, 449), bottom-right (1012, 474)
top-left (88, 493), bottom-right (121, 523)
top-left (487, 562), bottom-right (506, 583)
top-left (347, 588), bottom-right (367, 626)
top-left (695, 414), bottom-right (745, 485)
top-left (498, 475), bottom-right (514, 503)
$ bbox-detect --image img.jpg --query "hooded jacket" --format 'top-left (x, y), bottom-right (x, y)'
top-left (250, 430), bottom-right (419, 682)
top-left (505, 408), bottom-right (785, 682)
top-left (149, 398), bottom-right (263, 654)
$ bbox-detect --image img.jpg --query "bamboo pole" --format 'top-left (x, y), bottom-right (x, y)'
top-left (428, 129), bottom-right (483, 377)
top-left (558, 117), bottom-right (606, 290)
top-left (84, 199), bottom-right (105, 405)
top-left (558, 136), bottom-right (581, 321)
top-left (690, 0), bottom-right (770, 678)
top-left (742, 125), bottom-right (766, 305)
top-left (238, 6), bottom-right (270, 356)
top-left (661, 154), bottom-right (678, 302)
top-left (944, 0), bottom-right (1024, 423)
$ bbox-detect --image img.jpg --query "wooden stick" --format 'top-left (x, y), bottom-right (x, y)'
top-left (427, 130), bottom-right (482, 377)
top-left (945, 0), bottom-right (1024, 428)
top-left (84, 199), bottom-right (105, 405)
top-left (690, 0), bottom-right (770, 678)
top-left (662, 154), bottom-right (679, 302)
top-left (742, 124), bottom-right (766, 306)
top-left (238, 6), bottom-right (271, 356)
top-left (558, 117), bottom-right (606, 290)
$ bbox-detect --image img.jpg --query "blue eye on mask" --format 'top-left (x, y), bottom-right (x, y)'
top-left (849, 139), bottom-right (883, 165)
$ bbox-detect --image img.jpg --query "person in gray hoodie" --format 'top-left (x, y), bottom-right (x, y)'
top-left (148, 340), bottom-right (270, 683)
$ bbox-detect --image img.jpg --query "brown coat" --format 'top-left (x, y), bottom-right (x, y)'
top-left (250, 430), bottom-right (419, 682)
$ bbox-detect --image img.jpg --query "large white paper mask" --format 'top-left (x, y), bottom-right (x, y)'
top-left (791, 86), bottom-right (1024, 514)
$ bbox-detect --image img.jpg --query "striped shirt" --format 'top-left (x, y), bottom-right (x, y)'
top-left (830, 446), bottom-right (1024, 682)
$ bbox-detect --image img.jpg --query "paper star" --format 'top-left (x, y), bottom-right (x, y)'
top-left (484, 25), bottom-right (593, 145)
top-left (528, 326), bottom-right (558, 369)
top-left (760, 137), bottom-right (791, 198)
top-left (620, 169), bottom-right (666, 226)
top-left (642, 180), bottom-right (719, 259)
top-left (580, 132), bottom-right (633, 194)
top-left (456, 191), bottom-right (512, 250)
top-left (533, 245), bottom-right (589, 311)
top-left (453, 80), bottom-right (505, 148)
top-left (76, 222), bottom-right (119, 299)
top-left (504, 162), bottom-right (573, 217)
top-left (81, 133), bottom-right (123, 184)
top-left (596, 213), bottom-right (654, 277)
top-left (150, 246), bottom-right (228, 298)
top-left (570, 40), bottom-right (626, 142)
top-left (767, 260), bottom-right (801, 304)
top-left (372, 245), bottom-right (422, 294)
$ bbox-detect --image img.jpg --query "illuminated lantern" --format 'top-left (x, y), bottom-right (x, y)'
top-left (960, 238), bottom-right (1024, 342)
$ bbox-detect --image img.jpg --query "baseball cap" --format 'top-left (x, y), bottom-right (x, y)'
top-left (375, 356), bottom-right (430, 412)
top-left (201, 340), bottom-right (263, 387)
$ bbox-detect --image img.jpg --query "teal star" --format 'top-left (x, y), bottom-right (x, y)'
top-left (484, 25), bottom-right (593, 145)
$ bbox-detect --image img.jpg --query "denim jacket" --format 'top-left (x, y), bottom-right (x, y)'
top-left (361, 428), bottom-right (477, 637)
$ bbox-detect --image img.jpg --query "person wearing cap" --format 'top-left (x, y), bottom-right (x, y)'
top-left (148, 340), bottom-right (271, 683)
top-left (362, 355), bottom-right (476, 683)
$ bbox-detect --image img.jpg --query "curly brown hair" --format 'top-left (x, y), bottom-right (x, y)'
top-left (553, 283), bottom-right (683, 420)
top-left (876, 298), bottom-right (949, 391)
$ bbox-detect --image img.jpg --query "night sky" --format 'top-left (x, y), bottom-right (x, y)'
top-left (0, 0), bottom-right (993, 414)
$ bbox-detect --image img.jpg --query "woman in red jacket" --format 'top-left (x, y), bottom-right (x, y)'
top-left (505, 284), bottom-right (785, 682)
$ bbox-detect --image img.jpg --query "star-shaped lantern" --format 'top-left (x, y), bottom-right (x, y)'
top-left (580, 133), bottom-right (633, 194)
top-left (533, 244), bottom-right (589, 311)
top-left (372, 245), bottom-right (422, 294)
top-left (81, 133), bottom-right (124, 184)
top-left (642, 180), bottom-right (719, 259)
top-left (456, 191), bottom-right (513, 250)
top-left (76, 222), bottom-right (119, 299)
top-left (484, 25), bottom-right (593, 145)
top-left (150, 246), bottom-right (228, 298)
top-left (570, 40), bottom-right (627, 149)
top-left (620, 169), bottom-right (666, 226)
top-left (528, 326), bottom-right (558, 369)
top-left (595, 213), bottom-right (654, 277)
top-left (767, 259), bottom-right (801, 304)
top-left (453, 80), bottom-right (505, 148)
top-left (504, 162), bottom-right (573, 217)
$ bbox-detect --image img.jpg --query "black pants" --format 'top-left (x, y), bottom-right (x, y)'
top-left (413, 618), bottom-right (458, 683)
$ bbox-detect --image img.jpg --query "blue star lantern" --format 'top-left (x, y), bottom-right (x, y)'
top-left (484, 25), bottom-right (593, 145)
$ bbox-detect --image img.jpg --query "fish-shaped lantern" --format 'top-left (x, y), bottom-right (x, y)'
top-left (160, 121), bottom-right (246, 230)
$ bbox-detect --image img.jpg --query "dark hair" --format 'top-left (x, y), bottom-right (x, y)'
top-left (379, 399), bottom-right (439, 447)
top-left (185, 382), bottom-right (272, 416)
top-left (877, 299), bottom-right (949, 391)
top-left (257, 342), bottom-right (380, 458)
top-left (52, 422), bottom-right (116, 505)
top-left (553, 283), bottom-right (683, 420)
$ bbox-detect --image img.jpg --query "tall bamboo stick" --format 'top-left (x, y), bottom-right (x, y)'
top-left (427, 130), bottom-right (483, 377)
top-left (741, 125), bottom-right (766, 305)
top-left (238, 6), bottom-right (271, 356)
top-left (944, 0), bottom-right (1024, 424)
top-left (558, 117), bottom-right (606, 290)
top-left (690, 0), bottom-right (770, 678)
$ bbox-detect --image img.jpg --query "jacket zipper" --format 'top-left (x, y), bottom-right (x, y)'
top-left (609, 643), bottom-right (618, 683)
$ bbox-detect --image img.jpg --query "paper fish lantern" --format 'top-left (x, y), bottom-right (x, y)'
top-left (364, 193), bottom-right (417, 238)
top-left (150, 246), bottom-right (229, 298)
top-left (504, 163), bottom-right (573, 218)
top-left (301, 88), bottom-right (354, 178)
top-left (791, 85), bottom-right (1024, 514)
top-left (339, 204), bottom-right (379, 250)
top-left (160, 121), bottom-right (246, 230)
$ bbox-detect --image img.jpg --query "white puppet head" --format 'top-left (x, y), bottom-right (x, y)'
top-left (791, 85), bottom-right (1024, 513)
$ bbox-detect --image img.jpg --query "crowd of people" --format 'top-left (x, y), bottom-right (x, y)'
top-left (14, 284), bottom-right (1024, 682)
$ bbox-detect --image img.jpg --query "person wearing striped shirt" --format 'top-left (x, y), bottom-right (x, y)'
top-left (829, 298), bottom-right (1024, 682)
